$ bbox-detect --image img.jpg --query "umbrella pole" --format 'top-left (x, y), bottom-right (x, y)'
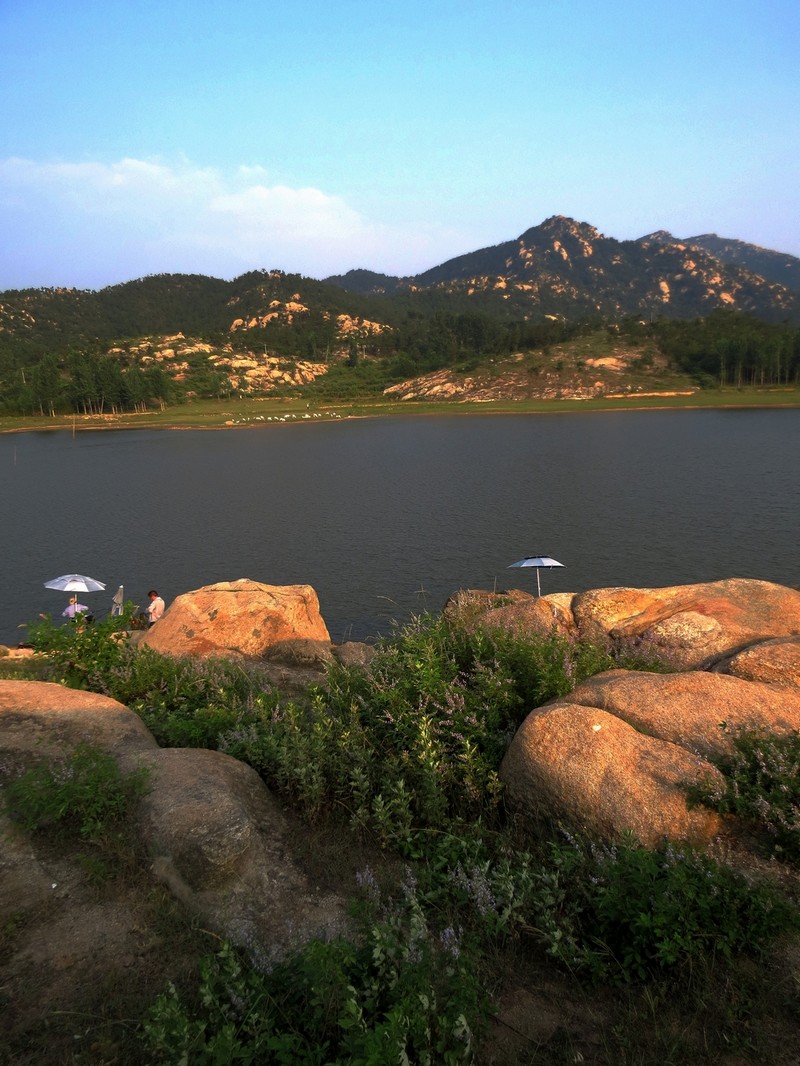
top-left (537, 570), bottom-right (541, 597)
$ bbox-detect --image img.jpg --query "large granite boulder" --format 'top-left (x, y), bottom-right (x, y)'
top-left (570, 578), bottom-right (800, 668)
top-left (491, 579), bottom-right (800, 847)
top-left (136, 747), bottom-right (344, 956)
top-left (0, 680), bottom-right (158, 771)
top-left (138, 578), bottom-right (331, 660)
top-left (500, 703), bottom-right (725, 847)
top-left (500, 663), bottom-right (800, 846)
top-left (0, 680), bottom-right (345, 960)
top-left (448, 579), bottom-right (800, 671)
top-left (721, 636), bottom-right (800, 687)
top-left (541, 669), bottom-right (800, 760)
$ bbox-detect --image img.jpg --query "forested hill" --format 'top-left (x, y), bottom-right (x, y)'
top-left (2, 216), bottom-right (799, 366)
top-left (2, 216), bottom-right (800, 418)
top-left (0, 271), bottom-right (395, 364)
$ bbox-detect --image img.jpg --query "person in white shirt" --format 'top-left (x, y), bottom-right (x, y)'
top-left (146, 590), bottom-right (165, 626)
top-left (62, 596), bottom-right (88, 620)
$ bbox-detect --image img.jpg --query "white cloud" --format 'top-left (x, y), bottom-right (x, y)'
top-left (0, 156), bottom-right (452, 288)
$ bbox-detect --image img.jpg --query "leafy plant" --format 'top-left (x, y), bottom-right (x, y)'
top-left (517, 833), bottom-right (798, 982)
top-left (26, 605), bottom-right (136, 689)
top-left (143, 871), bottom-right (482, 1065)
top-left (4, 743), bottom-right (149, 841)
top-left (687, 728), bottom-right (800, 864)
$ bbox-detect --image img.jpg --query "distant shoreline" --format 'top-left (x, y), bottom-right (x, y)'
top-left (2, 389), bottom-right (800, 435)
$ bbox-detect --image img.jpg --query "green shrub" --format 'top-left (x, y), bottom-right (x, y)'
top-left (26, 606), bottom-right (135, 689)
top-left (687, 728), bottom-right (800, 864)
top-left (4, 743), bottom-right (149, 841)
top-left (110, 650), bottom-right (279, 750)
top-left (518, 834), bottom-right (798, 982)
top-left (27, 610), bottom-right (280, 751)
top-left (143, 871), bottom-right (482, 1065)
top-left (221, 613), bottom-right (677, 846)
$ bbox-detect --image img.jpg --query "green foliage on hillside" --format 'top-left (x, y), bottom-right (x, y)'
top-left (2, 262), bottom-right (800, 417)
top-left (5, 742), bottom-right (149, 841)
top-left (652, 309), bottom-right (800, 387)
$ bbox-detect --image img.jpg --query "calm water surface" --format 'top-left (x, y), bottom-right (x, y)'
top-left (1, 410), bottom-right (798, 646)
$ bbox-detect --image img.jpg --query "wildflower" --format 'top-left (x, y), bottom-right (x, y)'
top-left (440, 925), bottom-right (461, 959)
top-left (401, 866), bottom-right (418, 900)
top-left (355, 866), bottom-right (381, 906)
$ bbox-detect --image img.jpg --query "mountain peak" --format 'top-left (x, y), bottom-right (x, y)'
top-left (638, 230), bottom-right (677, 245)
top-left (526, 215), bottom-right (602, 242)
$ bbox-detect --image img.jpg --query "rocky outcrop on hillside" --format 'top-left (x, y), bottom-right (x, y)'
top-left (647, 231), bottom-right (800, 291)
top-left (108, 331), bottom-right (332, 394)
top-left (383, 325), bottom-right (697, 402)
top-left (383, 356), bottom-right (695, 403)
top-left (334, 216), bottom-right (800, 323)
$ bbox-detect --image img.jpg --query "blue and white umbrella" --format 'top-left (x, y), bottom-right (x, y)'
top-left (507, 555), bottom-right (565, 597)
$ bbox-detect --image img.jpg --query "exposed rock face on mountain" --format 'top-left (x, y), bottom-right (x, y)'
top-left (645, 230), bottom-right (800, 291)
top-left (382, 351), bottom-right (696, 403)
top-left (330, 215), bottom-right (800, 323)
top-left (4, 218), bottom-right (800, 379)
top-left (138, 578), bottom-right (331, 660)
top-left (107, 331), bottom-right (332, 394)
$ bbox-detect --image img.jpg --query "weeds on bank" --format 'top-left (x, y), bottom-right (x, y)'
top-left (19, 608), bottom-right (800, 1062)
top-left (4, 743), bottom-right (149, 842)
top-left (25, 607), bottom-right (137, 690)
top-left (218, 614), bottom-right (634, 842)
top-left (27, 608), bottom-right (280, 748)
top-left (688, 726), bottom-right (800, 865)
top-left (141, 830), bottom-right (796, 1063)
top-left (528, 833), bottom-right (797, 981)
top-left (145, 869), bottom-right (482, 1065)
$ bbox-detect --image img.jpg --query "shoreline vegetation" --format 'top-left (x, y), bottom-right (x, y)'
top-left (4, 609), bottom-right (800, 1063)
top-left (3, 387), bottom-right (800, 434)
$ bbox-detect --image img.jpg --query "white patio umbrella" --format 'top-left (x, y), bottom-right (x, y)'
top-left (44, 574), bottom-right (106, 594)
top-left (43, 574), bottom-right (106, 621)
top-left (507, 555), bottom-right (565, 597)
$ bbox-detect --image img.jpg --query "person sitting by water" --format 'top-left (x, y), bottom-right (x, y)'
top-left (146, 589), bottom-right (165, 627)
top-left (62, 596), bottom-right (88, 620)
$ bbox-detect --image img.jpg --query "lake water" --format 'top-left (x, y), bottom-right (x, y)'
top-left (1, 409), bottom-right (799, 647)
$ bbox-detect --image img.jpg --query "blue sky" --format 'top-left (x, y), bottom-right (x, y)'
top-left (1, 0), bottom-right (798, 290)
